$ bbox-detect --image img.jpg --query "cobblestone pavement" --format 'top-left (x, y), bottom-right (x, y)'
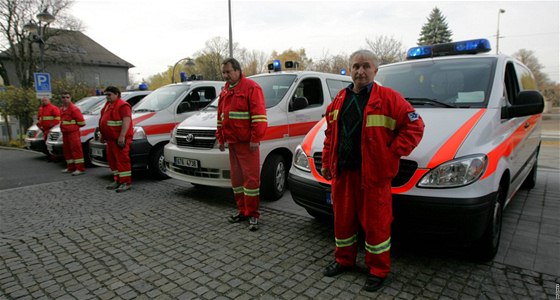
top-left (1, 157), bottom-right (559, 299)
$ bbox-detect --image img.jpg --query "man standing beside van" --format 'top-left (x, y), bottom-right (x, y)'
top-left (217, 58), bottom-right (267, 231)
top-left (321, 50), bottom-right (424, 292)
top-left (99, 86), bottom-right (133, 193)
top-left (60, 92), bottom-right (86, 175)
top-left (37, 96), bottom-right (60, 161)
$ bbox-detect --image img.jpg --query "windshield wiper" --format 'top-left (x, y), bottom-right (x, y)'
top-left (133, 108), bottom-right (156, 113)
top-left (405, 97), bottom-right (457, 108)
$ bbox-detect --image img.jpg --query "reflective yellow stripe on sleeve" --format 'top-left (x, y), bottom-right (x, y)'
top-left (366, 115), bottom-right (396, 130)
top-left (229, 111), bottom-right (250, 120)
top-left (251, 114), bottom-right (267, 123)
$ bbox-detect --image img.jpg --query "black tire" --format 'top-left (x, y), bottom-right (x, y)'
top-left (521, 162), bottom-right (537, 190)
top-left (474, 184), bottom-right (504, 261)
top-left (148, 145), bottom-right (169, 180)
top-left (260, 154), bottom-right (287, 201)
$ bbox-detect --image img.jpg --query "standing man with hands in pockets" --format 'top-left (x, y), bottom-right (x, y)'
top-left (321, 50), bottom-right (424, 292)
top-left (99, 86), bottom-right (133, 193)
top-left (216, 58), bottom-right (267, 231)
top-left (60, 92), bottom-right (86, 175)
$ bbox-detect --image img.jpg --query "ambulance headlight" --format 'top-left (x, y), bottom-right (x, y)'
top-left (418, 154), bottom-right (487, 188)
top-left (132, 126), bottom-right (147, 140)
top-left (170, 125), bottom-right (179, 144)
top-left (293, 145), bottom-right (311, 172)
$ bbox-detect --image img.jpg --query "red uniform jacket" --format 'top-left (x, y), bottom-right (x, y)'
top-left (322, 83), bottom-right (425, 187)
top-left (60, 103), bottom-right (85, 133)
top-left (99, 98), bottom-right (132, 141)
top-left (216, 75), bottom-right (267, 145)
top-left (37, 103), bottom-right (60, 131)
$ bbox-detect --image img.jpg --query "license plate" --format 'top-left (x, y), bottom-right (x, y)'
top-left (46, 143), bottom-right (53, 152)
top-left (175, 157), bottom-right (199, 169)
top-left (25, 141), bottom-right (31, 148)
top-left (326, 191), bottom-right (332, 205)
top-left (91, 148), bottom-right (103, 158)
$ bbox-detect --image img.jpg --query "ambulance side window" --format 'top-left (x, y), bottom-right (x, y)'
top-left (504, 62), bottom-right (520, 106)
top-left (291, 78), bottom-right (323, 110)
top-left (326, 79), bottom-right (352, 100)
top-left (177, 87), bottom-right (217, 113)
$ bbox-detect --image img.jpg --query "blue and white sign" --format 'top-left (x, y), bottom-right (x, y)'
top-left (34, 73), bottom-right (52, 99)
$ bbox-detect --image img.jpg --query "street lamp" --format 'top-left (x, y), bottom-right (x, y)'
top-left (171, 57), bottom-right (195, 83)
top-left (496, 8), bottom-right (506, 54)
top-left (228, 0), bottom-right (233, 58)
top-left (23, 9), bottom-right (56, 72)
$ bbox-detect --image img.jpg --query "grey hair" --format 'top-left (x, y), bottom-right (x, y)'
top-left (222, 58), bottom-right (242, 72)
top-left (349, 50), bottom-right (380, 68)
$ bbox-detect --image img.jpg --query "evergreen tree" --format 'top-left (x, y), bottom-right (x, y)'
top-left (417, 7), bottom-right (453, 45)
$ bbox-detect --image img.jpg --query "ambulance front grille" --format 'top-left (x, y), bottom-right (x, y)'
top-left (176, 129), bottom-right (216, 149)
top-left (312, 152), bottom-right (417, 187)
top-left (47, 132), bottom-right (61, 142)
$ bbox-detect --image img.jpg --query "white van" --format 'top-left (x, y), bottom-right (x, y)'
top-left (89, 81), bottom-right (224, 179)
top-left (288, 39), bottom-right (544, 260)
top-left (164, 70), bottom-right (352, 200)
top-left (45, 91), bottom-right (150, 163)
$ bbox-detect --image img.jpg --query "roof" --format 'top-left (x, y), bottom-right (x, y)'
top-left (0, 29), bottom-right (133, 68)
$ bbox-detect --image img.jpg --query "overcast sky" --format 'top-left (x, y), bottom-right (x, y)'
top-left (69, 0), bottom-right (559, 83)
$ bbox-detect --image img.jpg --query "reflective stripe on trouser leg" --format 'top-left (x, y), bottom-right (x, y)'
top-left (62, 131), bottom-right (83, 172)
top-left (359, 181), bottom-right (393, 278)
top-left (228, 143), bottom-right (261, 218)
top-left (106, 140), bottom-right (132, 184)
top-left (232, 185), bottom-right (245, 216)
top-left (331, 169), bottom-right (361, 266)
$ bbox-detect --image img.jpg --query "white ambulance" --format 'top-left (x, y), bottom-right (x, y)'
top-left (288, 39), bottom-right (544, 260)
top-left (45, 90), bottom-right (151, 164)
top-left (89, 81), bottom-right (224, 179)
top-left (164, 69), bottom-right (353, 200)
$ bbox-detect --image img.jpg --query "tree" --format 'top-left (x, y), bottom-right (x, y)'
top-left (417, 7), bottom-right (453, 46)
top-left (270, 48), bottom-right (311, 71)
top-left (0, 0), bottom-right (81, 88)
top-left (365, 35), bottom-right (406, 65)
top-left (513, 48), bottom-right (559, 111)
top-left (240, 49), bottom-right (268, 76)
top-left (311, 51), bottom-right (348, 74)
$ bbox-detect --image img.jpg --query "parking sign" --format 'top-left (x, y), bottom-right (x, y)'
top-left (34, 73), bottom-right (52, 99)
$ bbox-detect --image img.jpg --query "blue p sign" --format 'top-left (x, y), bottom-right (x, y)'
top-left (34, 73), bottom-right (52, 99)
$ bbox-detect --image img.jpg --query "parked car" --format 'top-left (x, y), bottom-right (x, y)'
top-left (24, 95), bottom-right (106, 155)
top-left (45, 91), bottom-right (151, 164)
top-left (89, 81), bottom-right (224, 179)
top-left (288, 39), bottom-right (544, 260)
top-left (163, 69), bottom-right (352, 200)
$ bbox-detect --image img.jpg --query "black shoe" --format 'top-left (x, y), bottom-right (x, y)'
top-left (324, 261), bottom-right (352, 277)
top-left (228, 213), bottom-right (247, 223)
top-left (363, 275), bottom-right (385, 292)
top-left (248, 217), bottom-right (259, 231)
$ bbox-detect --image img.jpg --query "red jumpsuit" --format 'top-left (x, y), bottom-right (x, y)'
top-left (37, 103), bottom-right (61, 142)
top-left (99, 98), bottom-right (133, 185)
top-left (60, 103), bottom-right (86, 172)
top-left (322, 83), bottom-right (424, 278)
top-left (216, 75), bottom-right (267, 218)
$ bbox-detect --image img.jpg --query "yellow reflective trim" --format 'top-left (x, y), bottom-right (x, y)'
top-left (328, 110), bottom-right (339, 123)
top-left (119, 171), bottom-right (132, 177)
top-left (107, 120), bottom-right (123, 126)
top-left (229, 111), bottom-right (250, 119)
top-left (42, 116), bottom-right (57, 120)
top-left (62, 120), bottom-right (76, 125)
top-left (366, 114), bottom-right (396, 130)
top-left (74, 158), bottom-right (84, 163)
top-left (365, 237), bottom-right (391, 254)
top-left (243, 187), bottom-right (259, 196)
top-left (335, 234), bottom-right (357, 248)
top-left (232, 186), bottom-right (244, 194)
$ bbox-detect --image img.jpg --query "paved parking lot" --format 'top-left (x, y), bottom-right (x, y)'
top-left (0, 147), bottom-right (558, 299)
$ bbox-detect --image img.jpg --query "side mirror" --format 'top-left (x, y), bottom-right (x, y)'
top-left (501, 90), bottom-right (544, 119)
top-left (291, 97), bottom-right (309, 111)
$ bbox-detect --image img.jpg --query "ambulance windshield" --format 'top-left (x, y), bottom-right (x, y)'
top-left (251, 74), bottom-right (297, 108)
top-left (376, 57), bottom-right (497, 108)
top-left (134, 85), bottom-right (191, 112)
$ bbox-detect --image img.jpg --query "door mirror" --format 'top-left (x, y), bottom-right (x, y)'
top-left (501, 90), bottom-right (544, 119)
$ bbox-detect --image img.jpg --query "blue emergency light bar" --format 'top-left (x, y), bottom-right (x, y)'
top-left (406, 38), bottom-right (492, 60)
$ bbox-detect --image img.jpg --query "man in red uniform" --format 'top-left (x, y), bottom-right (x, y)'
top-left (60, 92), bottom-right (86, 175)
top-left (216, 58), bottom-right (267, 231)
top-left (37, 96), bottom-right (60, 160)
top-left (99, 86), bottom-right (133, 193)
top-left (321, 50), bottom-right (424, 292)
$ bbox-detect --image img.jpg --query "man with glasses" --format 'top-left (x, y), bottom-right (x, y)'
top-left (99, 86), bottom-right (133, 193)
top-left (60, 92), bottom-right (86, 175)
